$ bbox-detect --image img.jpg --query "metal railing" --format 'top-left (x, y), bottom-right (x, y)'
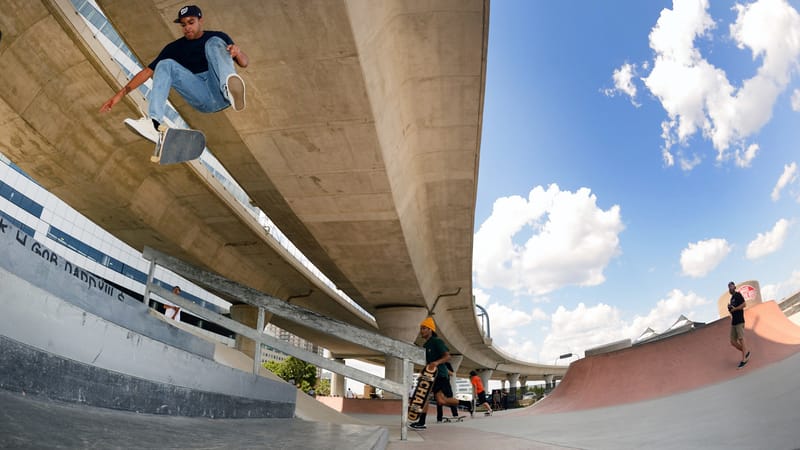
top-left (142, 246), bottom-right (424, 440)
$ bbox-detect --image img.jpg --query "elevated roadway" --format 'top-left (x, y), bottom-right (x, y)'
top-left (0, 0), bottom-right (566, 381)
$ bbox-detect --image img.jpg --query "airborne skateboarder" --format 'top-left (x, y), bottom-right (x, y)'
top-left (99, 5), bottom-right (248, 144)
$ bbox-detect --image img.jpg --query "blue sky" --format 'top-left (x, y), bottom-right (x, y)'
top-left (474, 0), bottom-right (800, 364)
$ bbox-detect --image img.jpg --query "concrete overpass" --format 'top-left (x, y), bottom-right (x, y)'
top-left (0, 0), bottom-right (566, 383)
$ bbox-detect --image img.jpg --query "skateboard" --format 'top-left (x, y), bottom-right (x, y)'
top-left (151, 128), bottom-right (206, 165)
top-left (408, 364), bottom-right (437, 422)
top-left (442, 416), bottom-right (464, 423)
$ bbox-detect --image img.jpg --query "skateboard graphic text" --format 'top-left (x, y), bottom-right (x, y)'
top-left (407, 364), bottom-right (437, 422)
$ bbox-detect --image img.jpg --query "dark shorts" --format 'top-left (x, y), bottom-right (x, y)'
top-left (477, 391), bottom-right (488, 404)
top-left (432, 376), bottom-right (453, 397)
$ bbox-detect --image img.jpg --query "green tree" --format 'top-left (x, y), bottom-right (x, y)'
top-left (264, 356), bottom-right (318, 392)
top-left (315, 378), bottom-right (331, 396)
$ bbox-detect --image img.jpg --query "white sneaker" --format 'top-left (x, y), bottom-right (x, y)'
top-left (124, 117), bottom-right (159, 143)
top-left (224, 74), bottom-right (246, 111)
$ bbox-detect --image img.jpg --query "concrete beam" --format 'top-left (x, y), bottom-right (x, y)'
top-left (144, 246), bottom-right (425, 365)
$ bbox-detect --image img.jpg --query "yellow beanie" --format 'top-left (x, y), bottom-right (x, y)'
top-left (420, 316), bottom-right (436, 332)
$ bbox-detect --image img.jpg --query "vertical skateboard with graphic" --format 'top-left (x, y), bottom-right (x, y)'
top-left (151, 128), bottom-right (206, 165)
top-left (408, 364), bottom-right (437, 422)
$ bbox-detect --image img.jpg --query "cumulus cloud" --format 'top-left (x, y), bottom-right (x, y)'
top-left (771, 162), bottom-right (797, 201)
top-left (538, 289), bottom-right (709, 362)
top-left (792, 89), bottom-right (800, 111)
top-left (746, 218), bottom-right (792, 259)
top-left (640, 0), bottom-right (800, 168)
top-left (473, 184), bottom-right (624, 296)
top-left (735, 143), bottom-right (759, 168)
top-left (473, 288), bottom-right (548, 361)
top-left (761, 270), bottom-right (800, 301)
top-left (680, 238), bottom-right (731, 277)
top-left (485, 302), bottom-right (536, 335)
top-left (605, 62), bottom-right (641, 106)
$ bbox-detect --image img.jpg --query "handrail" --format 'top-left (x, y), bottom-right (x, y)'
top-left (142, 246), bottom-right (423, 440)
top-left (143, 247), bottom-right (423, 363)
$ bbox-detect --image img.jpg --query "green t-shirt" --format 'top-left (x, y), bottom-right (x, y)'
top-left (424, 335), bottom-right (449, 378)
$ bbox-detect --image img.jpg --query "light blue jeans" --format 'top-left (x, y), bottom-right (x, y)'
top-left (148, 36), bottom-right (235, 123)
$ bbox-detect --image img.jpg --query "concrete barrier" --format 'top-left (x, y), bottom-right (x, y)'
top-left (0, 219), bottom-right (295, 418)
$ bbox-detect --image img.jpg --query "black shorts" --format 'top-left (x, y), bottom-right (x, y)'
top-left (477, 391), bottom-right (488, 404)
top-left (432, 376), bottom-right (453, 397)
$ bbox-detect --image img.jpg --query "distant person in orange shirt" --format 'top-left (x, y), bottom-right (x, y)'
top-left (470, 370), bottom-right (493, 415)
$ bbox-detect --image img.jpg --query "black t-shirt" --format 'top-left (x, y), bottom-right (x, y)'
top-left (730, 291), bottom-right (745, 325)
top-left (424, 335), bottom-right (450, 379)
top-left (148, 31), bottom-right (234, 74)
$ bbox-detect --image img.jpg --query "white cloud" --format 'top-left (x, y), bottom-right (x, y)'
top-left (680, 238), bottom-right (731, 277)
top-left (761, 270), bottom-right (800, 301)
top-left (746, 218), bottom-right (792, 259)
top-left (537, 289), bottom-right (709, 362)
top-left (642, 0), bottom-right (800, 166)
top-left (606, 62), bottom-right (641, 106)
top-left (679, 153), bottom-right (702, 170)
top-left (735, 143), bottom-right (759, 168)
top-left (792, 89), bottom-right (800, 111)
top-left (499, 336), bottom-right (538, 362)
top-left (485, 302), bottom-right (535, 336)
top-left (530, 308), bottom-right (548, 321)
top-left (771, 162), bottom-right (797, 201)
top-left (473, 184), bottom-right (624, 296)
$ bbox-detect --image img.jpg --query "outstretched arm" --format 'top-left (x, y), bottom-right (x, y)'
top-left (227, 44), bottom-right (249, 68)
top-left (99, 67), bottom-right (154, 113)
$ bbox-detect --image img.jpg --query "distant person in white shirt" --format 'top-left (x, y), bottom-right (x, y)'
top-left (346, 388), bottom-right (355, 398)
top-left (164, 286), bottom-right (182, 321)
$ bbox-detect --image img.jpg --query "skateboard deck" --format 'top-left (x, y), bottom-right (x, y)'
top-left (151, 128), bottom-right (205, 165)
top-left (408, 364), bottom-right (437, 422)
top-left (442, 416), bottom-right (464, 423)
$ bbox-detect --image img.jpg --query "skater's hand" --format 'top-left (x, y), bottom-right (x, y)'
top-left (99, 92), bottom-right (122, 113)
top-left (227, 44), bottom-right (242, 59)
top-left (227, 44), bottom-right (249, 68)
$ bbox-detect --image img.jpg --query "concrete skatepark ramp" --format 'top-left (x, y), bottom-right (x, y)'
top-left (388, 301), bottom-right (800, 449)
top-left (529, 300), bottom-right (800, 414)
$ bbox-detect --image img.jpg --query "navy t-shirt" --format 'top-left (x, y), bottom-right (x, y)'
top-left (148, 31), bottom-right (234, 74)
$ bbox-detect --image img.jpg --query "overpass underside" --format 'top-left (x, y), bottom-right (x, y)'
top-left (0, 0), bottom-right (565, 380)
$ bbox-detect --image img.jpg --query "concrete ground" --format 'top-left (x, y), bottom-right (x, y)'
top-left (2, 350), bottom-right (799, 449)
top-left (0, 389), bottom-right (387, 450)
top-left (382, 350), bottom-right (800, 449)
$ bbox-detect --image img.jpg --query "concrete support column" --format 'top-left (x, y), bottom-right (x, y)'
top-left (447, 355), bottom-right (463, 396)
top-left (229, 304), bottom-right (272, 361)
top-left (476, 369), bottom-right (492, 394)
top-left (475, 368), bottom-right (492, 407)
top-left (507, 373), bottom-right (520, 406)
top-left (331, 358), bottom-right (346, 397)
top-left (372, 306), bottom-right (428, 399)
top-left (506, 373), bottom-right (520, 389)
top-left (544, 374), bottom-right (554, 390)
top-left (519, 376), bottom-right (529, 392)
